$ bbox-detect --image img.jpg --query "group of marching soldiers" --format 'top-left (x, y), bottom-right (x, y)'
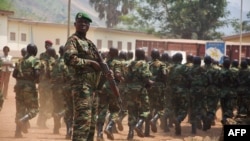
top-left (97, 47), bottom-right (250, 141)
top-left (8, 40), bottom-right (250, 140)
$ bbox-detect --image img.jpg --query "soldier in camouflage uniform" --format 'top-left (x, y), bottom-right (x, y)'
top-left (49, 46), bottom-right (69, 134)
top-left (167, 53), bottom-right (189, 135)
top-left (64, 12), bottom-right (106, 141)
top-left (125, 48), bottom-right (152, 140)
top-left (237, 59), bottom-right (250, 119)
top-left (184, 54), bottom-right (193, 125)
top-left (219, 59), bottom-right (250, 141)
top-left (160, 52), bottom-right (174, 132)
top-left (147, 49), bottom-right (167, 136)
top-left (12, 44), bottom-right (40, 138)
top-left (202, 56), bottom-right (221, 131)
top-left (96, 47), bottom-right (123, 141)
top-left (188, 56), bottom-right (207, 134)
top-left (37, 40), bottom-right (55, 128)
top-left (116, 50), bottom-right (129, 124)
top-left (219, 59), bottom-right (238, 125)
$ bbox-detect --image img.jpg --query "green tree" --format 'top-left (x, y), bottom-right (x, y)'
top-left (90, 0), bottom-right (230, 39)
top-left (125, 0), bottom-right (229, 40)
top-left (0, 0), bottom-right (13, 10)
top-left (89, 0), bottom-right (136, 28)
top-left (232, 11), bottom-right (250, 33)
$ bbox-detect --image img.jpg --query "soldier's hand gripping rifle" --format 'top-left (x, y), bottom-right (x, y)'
top-left (94, 49), bottom-right (125, 113)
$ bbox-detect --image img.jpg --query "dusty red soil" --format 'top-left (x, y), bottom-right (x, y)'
top-left (0, 76), bottom-right (223, 141)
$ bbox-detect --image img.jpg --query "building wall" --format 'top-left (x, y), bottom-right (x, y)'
top-left (0, 15), bottom-right (8, 48)
top-left (6, 18), bottom-right (159, 57)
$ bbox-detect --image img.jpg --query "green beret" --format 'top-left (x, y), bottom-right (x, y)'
top-left (75, 12), bottom-right (92, 23)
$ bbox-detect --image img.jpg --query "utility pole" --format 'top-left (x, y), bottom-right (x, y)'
top-left (67, 0), bottom-right (71, 38)
top-left (239, 0), bottom-right (243, 63)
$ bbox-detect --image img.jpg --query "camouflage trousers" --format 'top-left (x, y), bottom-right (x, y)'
top-left (97, 84), bottom-right (120, 124)
top-left (171, 87), bottom-right (189, 122)
top-left (63, 84), bottom-right (74, 128)
top-left (204, 85), bottom-right (220, 120)
top-left (72, 83), bottom-right (98, 141)
top-left (126, 86), bottom-right (150, 126)
top-left (220, 89), bottom-right (237, 123)
top-left (189, 87), bottom-right (206, 123)
top-left (147, 82), bottom-right (165, 116)
top-left (14, 80), bottom-right (39, 122)
top-left (51, 83), bottom-right (66, 130)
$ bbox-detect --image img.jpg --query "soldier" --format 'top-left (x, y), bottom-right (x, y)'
top-left (202, 56), bottom-right (221, 131)
top-left (64, 12), bottom-right (110, 141)
top-left (37, 40), bottom-right (55, 128)
top-left (219, 59), bottom-right (238, 125)
top-left (167, 53), bottom-right (189, 135)
top-left (12, 43), bottom-right (40, 138)
top-left (96, 47), bottom-right (124, 140)
top-left (147, 49), bottom-right (167, 136)
top-left (125, 48), bottom-right (152, 140)
top-left (237, 59), bottom-right (250, 118)
top-left (117, 50), bottom-right (129, 124)
top-left (50, 46), bottom-right (68, 134)
top-left (188, 56), bottom-right (207, 134)
top-left (160, 52), bottom-right (174, 132)
top-left (63, 61), bottom-right (75, 139)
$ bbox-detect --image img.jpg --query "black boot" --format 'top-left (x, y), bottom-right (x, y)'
top-left (203, 116), bottom-right (212, 131)
top-left (14, 125), bottom-right (23, 138)
top-left (127, 126), bottom-right (134, 140)
top-left (17, 114), bottom-right (30, 134)
top-left (134, 119), bottom-right (144, 138)
top-left (191, 122), bottom-right (196, 134)
top-left (104, 120), bottom-right (115, 140)
top-left (96, 122), bottom-right (104, 141)
top-left (144, 118), bottom-right (150, 137)
top-left (164, 118), bottom-right (170, 132)
top-left (150, 114), bottom-right (159, 133)
top-left (65, 120), bottom-right (72, 139)
top-left (174, 118), bottom-right (181, 136)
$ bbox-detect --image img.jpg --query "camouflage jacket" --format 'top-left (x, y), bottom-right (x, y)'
top-left (63, 33), bottom-right (102, 88)
top-left (126, 60), bottom-right (152, 88)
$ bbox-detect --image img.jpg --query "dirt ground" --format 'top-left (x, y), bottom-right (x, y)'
top-left (0, 76), bottom-right (223, 141)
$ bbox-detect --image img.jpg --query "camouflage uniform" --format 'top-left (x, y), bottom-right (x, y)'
top-left (219, 60), bottom-right (238, 124)
top-left (125, 56), bottom-right (152, 139)
top-left (237, 61), bottom-right (250, 117)
top-left (160, 53), bottom-right (174, 132)
top-left (97, 54), bottom-right (122, 140)
top-left (203, 61), bottom-right (221, 131)
top-left (167, 53), bottom-right (189, 135)
top-left (50, 55), bottom-right (69, 134)
top-left (13, 50), bottom-right (40, 137)
top-left (64, 33), bottom-right (102, 141)
top-left (37, 52), bottom-right (54, 128)
top-left (63, 66), bottom-right (75, 139)
top-left (187, 57), bottom-right (207, 134)
top-left (147, 58), bottom-right (167, 134)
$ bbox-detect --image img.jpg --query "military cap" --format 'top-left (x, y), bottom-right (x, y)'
top-left (75, 12), bottom-right (92, 23)
top-left (45, 40), bottom-right (53, 45)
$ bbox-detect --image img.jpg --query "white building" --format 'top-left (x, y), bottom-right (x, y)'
top-left (0, 10), bottom-right (160, 58)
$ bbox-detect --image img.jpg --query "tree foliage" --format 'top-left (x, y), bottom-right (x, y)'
top-left (232, 11), bottom-right (250, 33)
top-left (89, 0), bottom-right (136, 28)
top-left (90, 0), bottom-right (230, 39)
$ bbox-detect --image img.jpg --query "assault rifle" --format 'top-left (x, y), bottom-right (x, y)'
top-left (94, 48), bottom-right (125, 113)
